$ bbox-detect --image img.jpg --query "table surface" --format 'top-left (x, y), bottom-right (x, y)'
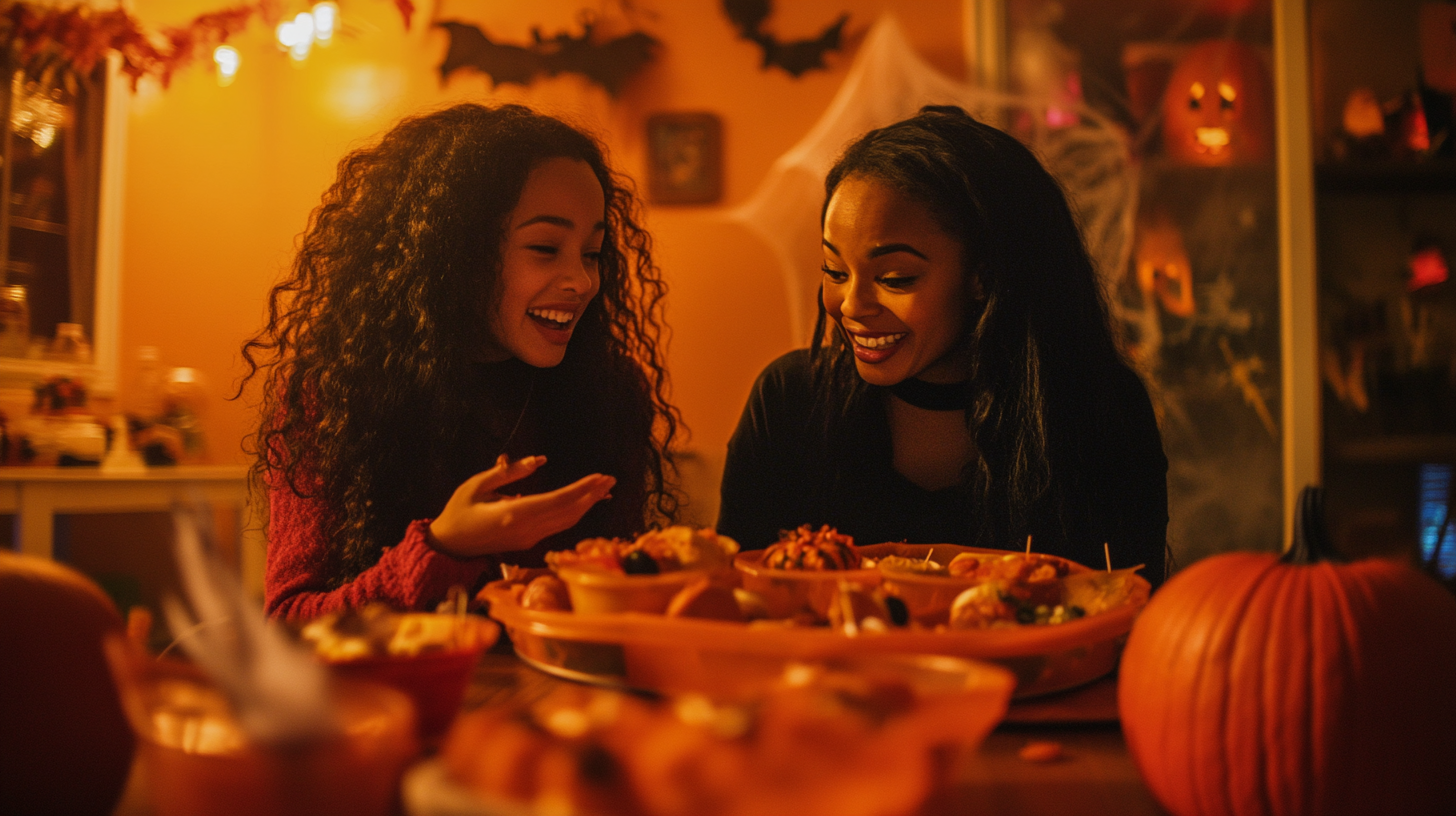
top-left (115, 649), bottom-right (1169, 816)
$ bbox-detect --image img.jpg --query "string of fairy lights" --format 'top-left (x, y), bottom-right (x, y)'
top-left (211, 1), bottom-right (341, 86)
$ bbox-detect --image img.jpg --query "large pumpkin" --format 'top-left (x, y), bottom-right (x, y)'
top-left (1160, 39), bottom-right (1273, 165)
top-left (1118, 500), bottom-right (1456, 816)
top-left (0, 552), bottom-right (136, 816)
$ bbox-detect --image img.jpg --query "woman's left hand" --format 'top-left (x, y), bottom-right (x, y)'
top-left (427, 454), bottom-right (615, 558)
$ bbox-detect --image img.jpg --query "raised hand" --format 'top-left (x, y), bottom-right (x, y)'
top-left (427, 454), bottom-right (615, 558)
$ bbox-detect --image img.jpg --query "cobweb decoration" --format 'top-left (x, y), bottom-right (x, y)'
top-left (727, 15), bottom-right (1138, 344)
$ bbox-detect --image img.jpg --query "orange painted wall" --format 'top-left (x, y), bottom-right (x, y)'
top-left (120, 0), bottom-right (966, 480)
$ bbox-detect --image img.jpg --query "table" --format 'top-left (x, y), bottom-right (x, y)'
top-left (113, 651), bottom-right (1169, 816)
top-left (0, 465), bottom-right (253, 567)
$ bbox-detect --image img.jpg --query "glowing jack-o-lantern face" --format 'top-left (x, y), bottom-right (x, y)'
top-left (1160, 39), bottom-right (1273, 165)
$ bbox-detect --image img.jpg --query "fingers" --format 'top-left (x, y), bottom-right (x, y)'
top-left (467, 455), bottom-right (548, 497)
top-left (499, 474), bottom-right (615, 538)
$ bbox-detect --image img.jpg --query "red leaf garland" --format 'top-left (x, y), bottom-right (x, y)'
top-left (1, 0), bottom-right (409, 88)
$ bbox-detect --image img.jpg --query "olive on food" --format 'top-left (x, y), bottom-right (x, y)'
top-left (622, 550), bottom-right (660, 575)
top-left (883, 595), bottom-right (910, 627)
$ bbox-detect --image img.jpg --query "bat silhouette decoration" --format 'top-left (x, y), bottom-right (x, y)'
top-left (722, 0), bottom-right (848, 78)
top-left (436, 20), bottom-right (659, 96)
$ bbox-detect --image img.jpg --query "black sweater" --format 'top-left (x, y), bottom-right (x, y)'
top-left (717, 349), bottom-right (1169, 584)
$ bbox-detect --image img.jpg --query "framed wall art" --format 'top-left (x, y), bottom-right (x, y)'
top-left (646, 112), bottom-right (723, 205)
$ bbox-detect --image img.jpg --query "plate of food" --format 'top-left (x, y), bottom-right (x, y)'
top-left (482, 526), bottom-right (1150, 699)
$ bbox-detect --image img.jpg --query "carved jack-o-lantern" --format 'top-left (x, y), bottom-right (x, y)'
top-left (1160, 39), bottom-right (1273, 165)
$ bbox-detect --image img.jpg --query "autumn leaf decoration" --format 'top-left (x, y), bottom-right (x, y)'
top-left (0, 0), bottom-right (415, 89)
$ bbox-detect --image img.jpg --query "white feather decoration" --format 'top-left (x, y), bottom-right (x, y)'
top-left (162, 502), bottom-right (337, 744)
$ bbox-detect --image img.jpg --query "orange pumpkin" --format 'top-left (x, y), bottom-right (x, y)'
top-left (1118, 494), bottom-right (1456, 816)
top-left (1160, 39), bottom-right (1273, 165)
top-left (0, 552), bottom-right (136, 816)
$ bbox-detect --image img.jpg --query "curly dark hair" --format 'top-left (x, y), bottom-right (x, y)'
top-left (812, 104), bottom-right (1127, 551)
top-left (240, 103), bottom-right (680, 585)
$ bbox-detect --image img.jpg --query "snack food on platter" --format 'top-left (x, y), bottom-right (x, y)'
top-left (547, 526), bottom-right (739, 575)
top-left (877, 554), bottom-right (949, 575)
top-left (945, 560), bottom-right (1142, 629)
top-left (438, 661), bottom-right (994, 816)
top-left (300, 604), bottom-right (485, 660)
top-left (825, 584), bottom-right (894, 632)
top-left (521, 575), bottom-right (572, 612)
top-left (761, 525), bottom-right (859, 570)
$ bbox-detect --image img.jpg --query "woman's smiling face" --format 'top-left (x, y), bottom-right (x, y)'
top-left (821, 174), bottom-right (973, 386)
top-left (486, 156), bottom-right (606, 367)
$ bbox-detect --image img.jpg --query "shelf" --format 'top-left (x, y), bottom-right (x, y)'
top-left (7, 216), bottom-right (66, 236)
top-left (1315, 160), bottom-right (1456, 194)
top-left (1330, 434), bottom-right (1456, 464)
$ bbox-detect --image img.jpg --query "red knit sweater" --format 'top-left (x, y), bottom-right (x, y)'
top-left (264, 481), bottom-right (496, 620)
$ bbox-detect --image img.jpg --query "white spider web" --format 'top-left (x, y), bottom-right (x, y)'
top-left (725, 14), bottom-right (1138, 344)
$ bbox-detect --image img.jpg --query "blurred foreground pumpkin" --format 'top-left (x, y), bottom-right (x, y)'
top-left (1118, 488), bottom-right (1456, 816)
top-left (0, 552), bottom-right (136, 815)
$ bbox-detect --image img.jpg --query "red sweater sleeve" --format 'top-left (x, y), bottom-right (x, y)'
top-left (264, 479), bottom-right (497, 619)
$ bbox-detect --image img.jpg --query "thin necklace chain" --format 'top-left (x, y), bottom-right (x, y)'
top-left (498, 372), bottom-right (535, 458)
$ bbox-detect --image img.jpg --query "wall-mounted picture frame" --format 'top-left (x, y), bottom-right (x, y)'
top-left (646, 112), bottom-right (723, 205)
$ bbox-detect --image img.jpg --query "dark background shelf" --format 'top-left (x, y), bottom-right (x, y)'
top-left (1331, 434), bottom-right (1456, 464)
top-left (1316, 160), bottom-right (1456, 194)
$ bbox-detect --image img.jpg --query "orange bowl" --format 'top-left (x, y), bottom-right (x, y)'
top-left (554, 565), bottom-right (711, 615)
top-left (733, 550), bottom-right (881, 619)
top-left (109, 651), bottom-right (418, 816)
top-left (324, 615), bottom-right (497, 744)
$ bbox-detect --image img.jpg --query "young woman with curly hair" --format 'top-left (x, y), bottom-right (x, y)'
top-left (718, 106), bottom-right (1168, 583)
top-left (242, 103), bottom-right (680, 618)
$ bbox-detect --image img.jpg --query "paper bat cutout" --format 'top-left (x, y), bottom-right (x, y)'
top-left (436, 20), bottom-right (659, 96)
top-left (722, 0), bottom-right (848, 78)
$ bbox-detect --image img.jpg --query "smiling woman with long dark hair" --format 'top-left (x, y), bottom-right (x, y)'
top-left (717, 105), bottom-right (1167, 582)
top-left (241, 103), bottom-right (680, 618)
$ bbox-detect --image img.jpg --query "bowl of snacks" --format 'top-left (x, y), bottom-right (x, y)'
top-left (733, 525), bottom-right (881, 620)
top-left (874, 546), bottom-right (1072, 627)
top-left (406, 654), bottom-right (1015, 816)
top-left (547, 526), bottom-right (740, 615)
top-left (300, 606), bottom-right (498, 743)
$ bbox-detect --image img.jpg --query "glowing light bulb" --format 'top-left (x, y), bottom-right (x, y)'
top-left (213, 45), bottom-right (240, 86)
top-left (276, 20), bottom-right (299, 49)
top-left (312, 2), bottom-right (338, 45)
top-left (289, 12), bottom-right (315, 61)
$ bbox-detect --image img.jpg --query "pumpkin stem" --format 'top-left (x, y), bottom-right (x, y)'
top-left (1283, 485), bottom-right (1343, 565)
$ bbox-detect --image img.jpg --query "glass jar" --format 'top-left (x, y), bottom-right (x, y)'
top-left (0, 285), bottom-right (30, 358)
top-left (49, 323), bottom-right (92, 364)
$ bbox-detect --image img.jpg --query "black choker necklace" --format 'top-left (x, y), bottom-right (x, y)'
top-left (889, 378), bottom-right (970, 411)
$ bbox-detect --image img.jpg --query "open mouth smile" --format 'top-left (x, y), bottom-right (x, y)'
top-left (527, 307), bottom-right (576, 331)
top-left (847, 330), bottom-right (907, 363)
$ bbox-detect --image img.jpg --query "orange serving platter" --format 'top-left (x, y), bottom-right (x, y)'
top-left (482, 543), bottom-right (1151, 699)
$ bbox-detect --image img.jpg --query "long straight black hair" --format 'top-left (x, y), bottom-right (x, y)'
top-left (811, 105), bottom-right (1126, 550)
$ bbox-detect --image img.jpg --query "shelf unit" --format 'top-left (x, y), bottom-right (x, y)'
top-left (1310, 0), bottom-right (1456, 565)
top-left (0, 56), bottom-right (125, 396)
